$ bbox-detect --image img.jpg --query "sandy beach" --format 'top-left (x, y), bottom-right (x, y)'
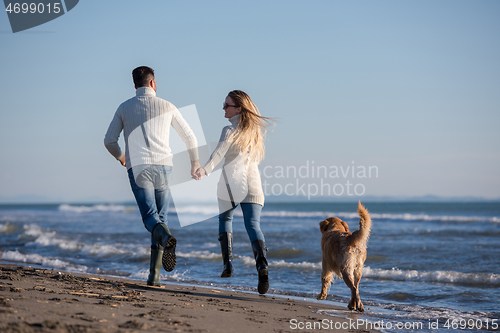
top-left (0, 264), bottom-right (378, 333)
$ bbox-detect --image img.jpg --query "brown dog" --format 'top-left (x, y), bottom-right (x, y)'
top-left (317, 202), bottom-right (372, 312)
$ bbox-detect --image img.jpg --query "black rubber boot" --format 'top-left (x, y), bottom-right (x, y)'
top-left (147, 244), bottom-right (163, 286)
top-left (219, 232), bottom-right (233, 278)
top-left (152, 223), bottom-right (176, 272)
top-left (252, 240), bottom-right (269, 294)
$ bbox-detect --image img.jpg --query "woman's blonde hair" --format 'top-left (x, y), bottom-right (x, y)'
top-left (227, 90), bottom-right (274, 162)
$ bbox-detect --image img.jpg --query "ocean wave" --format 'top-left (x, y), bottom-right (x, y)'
top-left (80, 243), bottom-right (149, 259)
top-left (319, 305), bottom-right (495, 333)
top-left (0, 250), bottom-right (88, 273)
top-left (380, 303), bottom-right (494, 322)
top-left (23, 224), bottom-right (81, 251)
top-left (203, 242), bottom-right (219, 249)
top-left (172, 205), bottom-right (219, 216)
top-left (58, 204), bottom-right (134, 213)
top-left (260, 210), bottom-right (499, 223)
top-left (0, 222), bottom-right (19, 234)
top-left (129, 269), bottom-right (193, 282)
top-left (177, 250), bottom-right (221, 260)
top-left (22, 224), bottom-right (82, 252)
top-left (369, 213), bottom-right (500, 223)
top-left (238, 255), bottom-right (322, 269)
top-left (173, 250), bottom-right (322, 270)
top-left (364, 267), bottom-right (500, 287)
top-left (21, 224), bottom-right (149, 259)
top-left (71, 203), bottom-right (497, 224)
top-left (270, 259), bottom-right (322, 269)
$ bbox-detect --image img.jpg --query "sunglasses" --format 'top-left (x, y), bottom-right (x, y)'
top-left (223, 102), bottom-right (239, 109)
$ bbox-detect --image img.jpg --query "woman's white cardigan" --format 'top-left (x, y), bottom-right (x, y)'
top-left (202, 114), bottom-right (265, 207)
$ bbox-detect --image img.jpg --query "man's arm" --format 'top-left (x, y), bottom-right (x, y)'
top-left (171, 107), bottom-right (200, 176)
top-left (104, 108), bottom-right (126, 166)
top-left (119, 155), bottom-right (126, 167)
top-left (191, 160), bottom-right (201, 179)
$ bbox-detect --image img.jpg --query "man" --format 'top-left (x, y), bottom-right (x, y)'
top-left (104, 66), bottom-right (200, 286)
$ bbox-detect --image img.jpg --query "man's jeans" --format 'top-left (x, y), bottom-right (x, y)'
top-left (128, 165), bottom-right (172, 246)
top-left (219, 202), bottom-right (265, 244)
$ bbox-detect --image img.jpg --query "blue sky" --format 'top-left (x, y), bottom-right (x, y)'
top-left (1, 0), bottom-right (499, 203)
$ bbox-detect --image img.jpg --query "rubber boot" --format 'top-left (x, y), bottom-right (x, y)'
top-left (219, 232), bottom-right (233, 278)
top-left (147, 244), bottom-right (163, 286)
top-left (152, 223), bottom-right (177, 272)
top-left (252, 240), bottom-right (269, 294)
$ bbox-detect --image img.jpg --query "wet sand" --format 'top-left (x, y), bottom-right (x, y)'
top-left (0, 264), bottom-right (377, 332)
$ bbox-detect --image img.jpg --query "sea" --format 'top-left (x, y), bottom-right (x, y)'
top-left (1, 201), bottom-right (499, 332)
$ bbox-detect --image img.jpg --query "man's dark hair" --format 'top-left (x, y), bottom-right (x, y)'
top-left (132, 66), bottom-right (155, 88)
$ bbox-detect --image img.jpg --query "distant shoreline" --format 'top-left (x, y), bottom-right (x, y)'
top-left (1, 196), bottom-right (500, 206)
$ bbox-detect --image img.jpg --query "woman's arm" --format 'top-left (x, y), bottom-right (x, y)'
top-left (202, 126), bottom-right (235, 176)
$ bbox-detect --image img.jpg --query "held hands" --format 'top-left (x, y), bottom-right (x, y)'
top-left (193, 167), bottom-right (207, 180)
top-left (191, 160), bottom-right (202, 180)
top-left (119, 157), bottom-right (205, 179)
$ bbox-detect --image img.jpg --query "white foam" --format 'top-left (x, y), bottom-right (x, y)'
top-left (0, 223), bottom-right (6, 233)
top-left (21, 224), bottom-right (149, 258)
top-left (320, 306), bottom-right (494, 333)
top-left (177, 250), bottom-right (221, 260)
top-left (261, 210), bottom-right (348, 218)
top-left (23, 224), bottom-right (44, 237)
top-left (382, 303), bottom-right (492, 322)
top-left (23, 224), bottom-right (81, 251)
top-left (1, 250), bottom-right (88, 273)
top-left (164, 269), bottom-right (193, 281)
top-left (270, 259), bottom-right (322, 269)
top-left (203, 242), bottom-right (219, 249)
top-left (33, 233), bottom-right (80, 250)
top-left (58, 204), bottom-right (132, 213)
top-left (369, 213), bottom-right (499, 223)
top-left (80, 243), bottom-right (149, 258)
top-left (172, 205), bottom-right (219, 216)
top-left (363, 267), bottom-right (500, 286)
top-left (129, 268), bottom-right (192, 283)
top-left (260, 210), bottom-right (499, 223)
top-left (239, 255), bottom-right (321, 269)
top-left (129, 269), bottom-right (149, 280)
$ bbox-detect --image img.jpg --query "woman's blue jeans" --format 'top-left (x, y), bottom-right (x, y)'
top-left (128, 165), bottom-right (172, 246)
top-left (219, 202), bottom-right (265, 244)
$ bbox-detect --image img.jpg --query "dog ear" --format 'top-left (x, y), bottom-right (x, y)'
top-left (319, 219), bottom-right (330, 233)
top-left (341, 221), bottom-right (350, 232)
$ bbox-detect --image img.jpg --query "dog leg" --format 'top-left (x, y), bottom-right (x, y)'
top-left (317, 269), bottom-right (333, 300)
top-left (341, 270), bottom-right (362, 312)
top-left (352, 265), bottom-right (364, 312)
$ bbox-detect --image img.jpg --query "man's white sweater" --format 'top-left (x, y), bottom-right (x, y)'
top-left (104, 87), bottom-right (198, 170)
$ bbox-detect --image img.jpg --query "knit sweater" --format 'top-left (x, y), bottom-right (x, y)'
top-left (203, 114), bottom-right (265, 206)
top-left (104, 87), bottom-right (199, 170)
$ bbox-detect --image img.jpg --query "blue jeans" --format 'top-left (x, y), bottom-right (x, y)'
top-left (128, 165), bottom-right (172, 246)
top-left (219, 202), bottom-right (265, 244)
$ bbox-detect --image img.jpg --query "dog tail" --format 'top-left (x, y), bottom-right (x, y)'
top-left (349, 201), bottom-right (372, 246)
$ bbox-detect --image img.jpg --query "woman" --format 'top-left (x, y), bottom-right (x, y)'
top-left (195, 90), bottom-right (273, 294)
